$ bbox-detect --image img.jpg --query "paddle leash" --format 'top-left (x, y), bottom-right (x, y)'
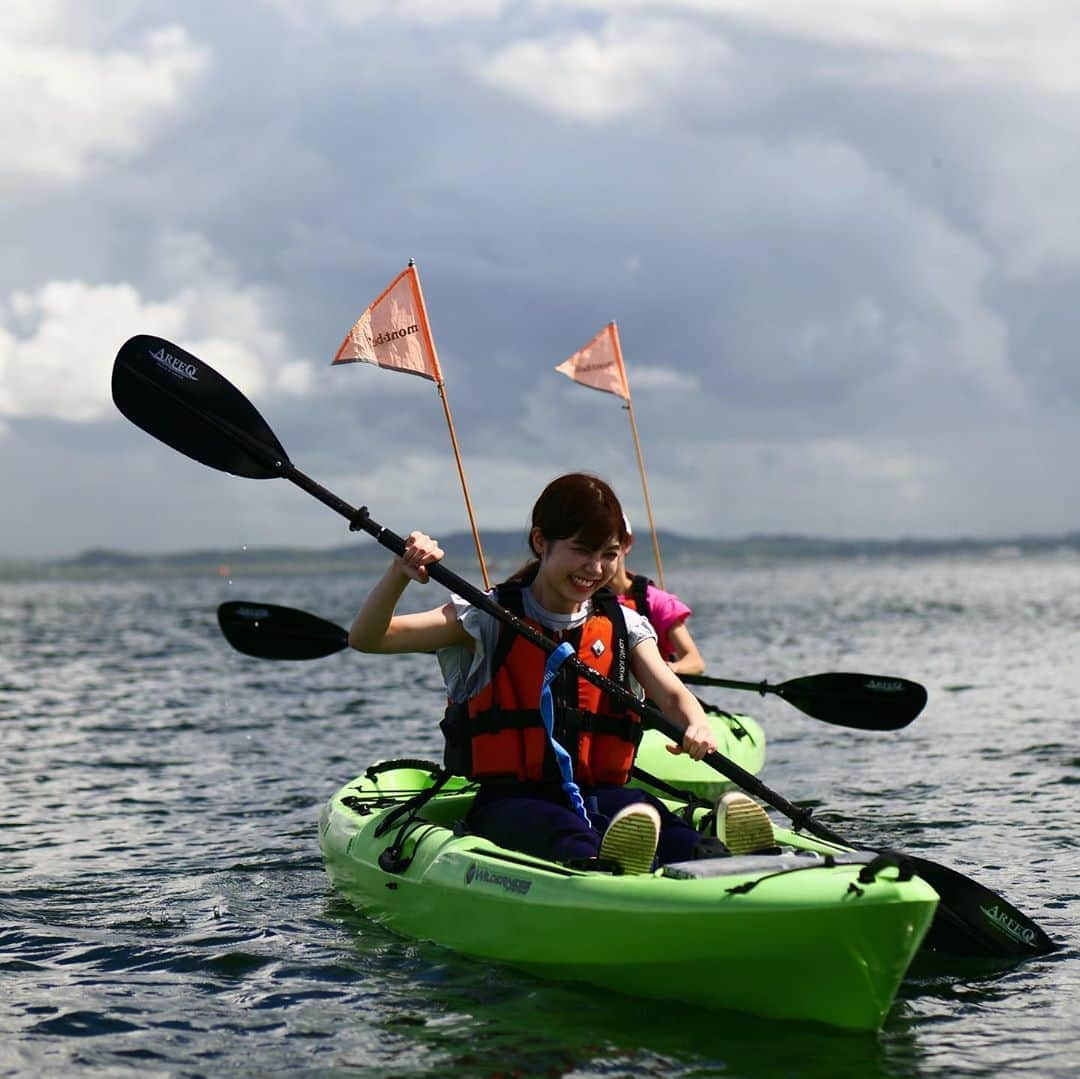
top-left (539, 642), bottom-right (592, 826)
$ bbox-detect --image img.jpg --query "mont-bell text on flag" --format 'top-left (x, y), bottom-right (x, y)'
top-left (555, 319), bottom-right (666, 586)
top-left (332, 264), bottom-right (444, 383)
top-left (555, 321), bottom-right (630, 401)
top-left (329, 261), bottom-right (491, 589)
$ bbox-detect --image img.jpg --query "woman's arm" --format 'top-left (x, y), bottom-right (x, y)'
top-left (665, 619), bottom-right (705, 676)
top-left (630, 638), bottom-right (717, 760)
top-left (348, 531), bottom-right (473, 654)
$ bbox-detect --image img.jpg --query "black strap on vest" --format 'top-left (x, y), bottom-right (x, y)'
top-left (489, 577), bottom-right (528, 676)
top-left (467, 706), bottom-right (641, 741)
top-left (628, 574), bottom-right (652, 625)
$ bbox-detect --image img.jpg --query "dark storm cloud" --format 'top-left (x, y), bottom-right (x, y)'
top-left (2, 3), bottom-right (1079, 556)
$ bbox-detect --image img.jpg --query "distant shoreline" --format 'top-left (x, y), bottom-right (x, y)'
top-left (3, 530), bottom-right (1079, 580)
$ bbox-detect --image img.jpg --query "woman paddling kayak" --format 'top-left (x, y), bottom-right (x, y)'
top-left (348, 472), bottom-right (776, 873)
top-left (611, 513), bottom-right (705, 676)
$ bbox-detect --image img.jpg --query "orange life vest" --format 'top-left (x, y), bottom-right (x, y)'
top-left (442, 580), bottom-right (641, 786)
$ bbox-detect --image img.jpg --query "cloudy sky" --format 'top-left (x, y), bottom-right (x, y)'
top-left (3, 1), bottom-right (1079, 560)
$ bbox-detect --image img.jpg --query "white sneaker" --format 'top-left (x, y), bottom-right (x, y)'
top-left (716, 792), bottom-right (776, 856)
top-left (599, 803), bottom-right (661, 875)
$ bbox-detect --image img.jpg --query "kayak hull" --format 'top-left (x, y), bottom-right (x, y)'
top-left (319, 763), bottom-right (938, 1031)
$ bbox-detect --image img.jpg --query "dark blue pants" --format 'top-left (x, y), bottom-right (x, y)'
top-left (466, 783), bottom-right (701, 866)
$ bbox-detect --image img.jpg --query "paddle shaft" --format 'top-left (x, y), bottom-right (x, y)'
top-left (683, 673), bottom-right (776, 695)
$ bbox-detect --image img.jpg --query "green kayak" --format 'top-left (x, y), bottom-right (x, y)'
top-left (319, 761), bottom-right (938, 1031)
top-left (634, 707), bottom-right (766, 798)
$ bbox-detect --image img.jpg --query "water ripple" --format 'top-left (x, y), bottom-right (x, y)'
top-left (1, 560), bottom-right (1078, 1077)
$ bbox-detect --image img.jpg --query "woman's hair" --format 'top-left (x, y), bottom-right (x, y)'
top-left (504, 473), bottom-right (629, 584)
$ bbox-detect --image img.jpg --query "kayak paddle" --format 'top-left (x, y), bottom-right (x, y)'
top-left (681, 672), bottom-right (925, 731)
top-left (111, 333), bottom-right (1058, 959)
top-left (218, 601), bottom-right (349, 660)
top-left (218, 600), bottom-right (924, 733)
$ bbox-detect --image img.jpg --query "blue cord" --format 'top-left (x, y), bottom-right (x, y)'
top-left (539, 642), bottom-right (591, 827)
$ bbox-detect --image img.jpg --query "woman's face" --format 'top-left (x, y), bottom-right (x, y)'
top-left (531, 528), bottom-right (622, 612)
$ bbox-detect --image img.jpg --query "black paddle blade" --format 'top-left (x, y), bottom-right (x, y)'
top-left (776, 673), bottom-right (927, 731)
top-left (218, 601), bottom-right (349, 660)
top-left (112, 335), bottom-right (288, 479)
top-left (911, 857), bottom-right (1060, 957)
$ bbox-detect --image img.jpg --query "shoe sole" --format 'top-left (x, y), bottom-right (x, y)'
top-left (600, 812), bottom-right (659, 875)
top-left (719, 796), bottom-right (775, 856)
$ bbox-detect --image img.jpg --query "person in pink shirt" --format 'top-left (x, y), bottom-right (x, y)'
top-left (611, 517), bottom-right (705, 676)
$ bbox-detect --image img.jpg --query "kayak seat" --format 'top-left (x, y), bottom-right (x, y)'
top-left (661, 850), bottom-right (878, 880)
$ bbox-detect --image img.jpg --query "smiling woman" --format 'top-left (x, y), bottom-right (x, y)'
top-left (503, 472), bottom-right (629, 611)
top-left (346, 471), bottom-right (747, 872)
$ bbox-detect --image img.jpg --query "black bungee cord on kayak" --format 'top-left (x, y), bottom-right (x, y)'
top-left (360, 761), bottom-right (459, 875)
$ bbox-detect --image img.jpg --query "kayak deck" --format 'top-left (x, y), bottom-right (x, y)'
top-left (319, 762), bottom-right (938, 1031)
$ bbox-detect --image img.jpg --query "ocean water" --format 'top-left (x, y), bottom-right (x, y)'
top-left (1, 554), bottom-right (1077, 1077)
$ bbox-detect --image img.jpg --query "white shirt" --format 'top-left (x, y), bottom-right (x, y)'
top-left (437, 587), bottom-right (656, 703)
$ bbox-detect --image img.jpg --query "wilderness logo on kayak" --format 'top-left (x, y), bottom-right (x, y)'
top-left (981, 903), bottom-right (1039, 947)
top-left (465, 862), bottom-right (532, 896)
top-left (150, 346), bottom-right (198, 382)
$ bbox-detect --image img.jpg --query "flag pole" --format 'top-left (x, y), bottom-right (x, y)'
top-left (408, 262), bottom-right (491, 590)
top-left (609, 325), bottom-right (666, 589)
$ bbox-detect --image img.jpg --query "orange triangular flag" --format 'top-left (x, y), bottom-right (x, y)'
top-left (332, 264), bottom-right (443, 383)
top-left (555, 322), bottom-right (630, 401)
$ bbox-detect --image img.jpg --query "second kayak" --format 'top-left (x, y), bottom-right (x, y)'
top-left (633, 706), bottom-right (766, 798)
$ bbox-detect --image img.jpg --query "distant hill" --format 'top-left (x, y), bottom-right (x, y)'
top-left (3, 529), bottom-right (1080, 580)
